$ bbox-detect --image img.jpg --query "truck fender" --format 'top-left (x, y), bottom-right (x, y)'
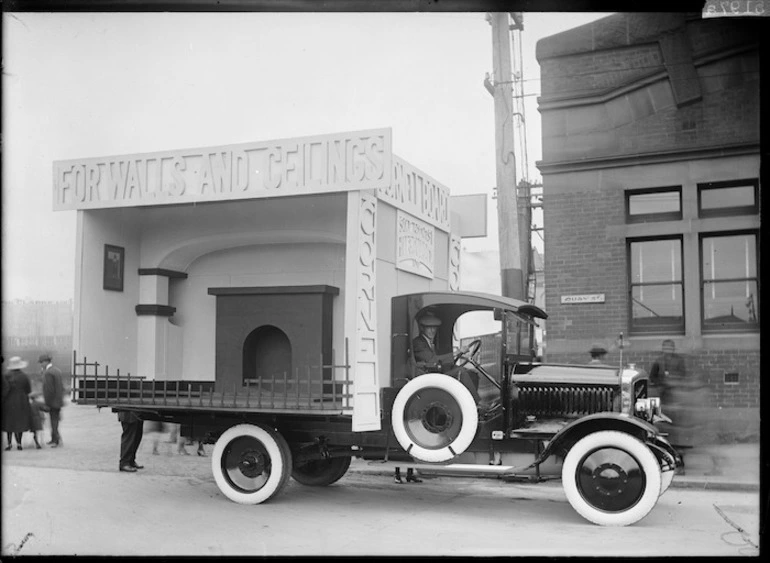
top-left (530, 413), bottom-right (662, 468)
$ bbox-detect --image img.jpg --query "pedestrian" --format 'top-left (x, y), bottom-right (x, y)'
top-left (118, 411), bottom-right (144, 472)
top-left (648, 340), bottom-right (691, 474)
top-left (587, 343), bottom-right (609, 365)
top-left (38, 353), bottom-right (65, 447)
top-left (648, 339), bottom-right (686, 400)
top-left (28, 369), bottom-right (45, 449)
top-left (394, 466), bottom-right (422, 484)
top-left (146, 419), bottom-right (168, 455)
top-left (166, 423), bottom-right (204, 456)
top-left (2, 357), bottom-right (33, 451)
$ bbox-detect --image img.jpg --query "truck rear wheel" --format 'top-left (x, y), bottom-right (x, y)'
top-left (562, 431), bottom-right (662, 526)
top-left (391, 373), bottom-right (478, 463)
top-left (292, 456), bottom-right (352, 486)
top-left (212, 423), bottom-right (292, 505)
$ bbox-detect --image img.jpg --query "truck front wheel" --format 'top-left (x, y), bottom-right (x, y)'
top-left (212, 424), bottom-right (292, 504)
top-left (562, 431), bottom-right (662, 526)
top-left (292, 456), bottom-right (352, 486)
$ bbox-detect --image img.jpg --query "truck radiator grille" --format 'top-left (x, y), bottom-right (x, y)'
top-left (517, 384), bottom-right (616, 417)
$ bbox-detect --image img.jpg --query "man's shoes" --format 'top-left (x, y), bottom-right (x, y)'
top-left (119, 465), bottom-right (138, 473)
top-left (46, 441), bottom-right (55, 445)
top-left (49, 443), bottom-right (58, 448)
top-left (130, 462), bottom-right (144, 469)
top-left (405, 474), bottom-right (423, 483)
top-left (394, 475), bottom-right (404, 484)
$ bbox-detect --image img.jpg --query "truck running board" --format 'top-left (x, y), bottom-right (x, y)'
top-left (359, 460), bottom-right (531, 477)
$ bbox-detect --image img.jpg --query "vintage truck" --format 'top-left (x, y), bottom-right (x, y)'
top-left (72, 289), bottom-right (681, 527)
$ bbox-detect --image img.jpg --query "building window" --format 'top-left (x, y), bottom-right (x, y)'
top-left (625, 187), bottom-right (682, 223)
top-left (628, 237), bottom-right (684, 334)
top-left (701, 231), bottom-right (759, 332)
top-left (698, 179), bottom-right (758, 218)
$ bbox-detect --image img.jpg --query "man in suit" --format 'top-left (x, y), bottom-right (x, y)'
top-left (648, 339), bottom-right (686, 400)
top-left (587, 343), bottom-right (610, 366)
top-left (411, 311), bottom-right (480, 403)
top-left (38, 354), bottom-right (64, 447)
top-left (118, 411), bottom-right (145, 472)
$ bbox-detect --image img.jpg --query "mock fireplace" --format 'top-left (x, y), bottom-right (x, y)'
top-left (208, 285), bottom-right (339, 393)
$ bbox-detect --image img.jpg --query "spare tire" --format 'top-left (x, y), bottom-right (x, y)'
top-left (391, 373), bottom-right (479, 463)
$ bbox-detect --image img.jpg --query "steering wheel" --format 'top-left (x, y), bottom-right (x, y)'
top-left (454, 338), bottom-right (482, 368)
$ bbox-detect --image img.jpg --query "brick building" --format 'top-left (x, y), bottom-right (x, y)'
top-left (535, 13), bottom-right (760, 441)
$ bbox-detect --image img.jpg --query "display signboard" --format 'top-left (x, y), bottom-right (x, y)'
top-left (396, 210), bottom-right (434, 279)
top-left (53, 128), bottom-right (392, 211)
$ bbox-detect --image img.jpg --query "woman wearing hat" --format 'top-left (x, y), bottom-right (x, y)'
top-left (2, 356), bottom-right (33, 450)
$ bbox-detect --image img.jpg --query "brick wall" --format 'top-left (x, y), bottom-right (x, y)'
top-left (543, 185), bottom-right (627, 341)
top-left (536, 14), bottom-right (761, 443)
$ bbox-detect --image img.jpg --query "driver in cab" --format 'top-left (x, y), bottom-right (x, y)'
top-left (412, 311), bottom-right (481, 403)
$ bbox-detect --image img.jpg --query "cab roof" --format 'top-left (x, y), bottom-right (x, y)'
top-left (398, 290), bottom-right (548, 321)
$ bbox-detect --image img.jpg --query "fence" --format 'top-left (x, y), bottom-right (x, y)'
top-left (71, 342), bottom-right (353, 413)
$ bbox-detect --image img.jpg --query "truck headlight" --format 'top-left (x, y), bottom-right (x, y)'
top-left (634, 397), bottom-right (661, 422)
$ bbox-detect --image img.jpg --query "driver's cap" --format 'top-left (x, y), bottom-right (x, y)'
top-left (417, 311), bottom-right (442, 327)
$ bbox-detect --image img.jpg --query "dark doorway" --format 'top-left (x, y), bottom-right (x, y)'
top-left (208, 285), bottom-right (339, 393)
top-left (243, 325), bottom-right (292, 385)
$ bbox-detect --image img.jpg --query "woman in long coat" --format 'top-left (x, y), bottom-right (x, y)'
top-left (2, 357), bottom-right (33, 450)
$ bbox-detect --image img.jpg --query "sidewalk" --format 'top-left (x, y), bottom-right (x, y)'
top-left (3, 402), bottom-right (759, 492)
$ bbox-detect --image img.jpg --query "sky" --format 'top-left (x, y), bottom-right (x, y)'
top-left (2, 11), bottom-right (609, 303)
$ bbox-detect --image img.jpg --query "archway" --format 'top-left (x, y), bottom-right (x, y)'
top-left (242, 325), bottom-right (292, 388)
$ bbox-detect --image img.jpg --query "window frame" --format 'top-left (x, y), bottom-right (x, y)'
top-left (699, 229), bottom-right (760, 333)
top-left (627, 235), bottom-right (685, 335)
top-left (697, 178), bottom-right (759, 218)
top-left (625, 186), bottom-right (683, 224)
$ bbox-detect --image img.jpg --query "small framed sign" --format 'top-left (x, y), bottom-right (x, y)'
top-left (103, 244), bottom-right (125, 292)
top-left (561, 293), bottom-right (605, 304)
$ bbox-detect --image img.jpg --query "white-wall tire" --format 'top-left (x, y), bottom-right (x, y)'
top-left (211, 423), bottom-right (291, 505)
top-left (391, 373), bottom-right (478, 463)
top-left (562, 431), bottom-right (662, 526)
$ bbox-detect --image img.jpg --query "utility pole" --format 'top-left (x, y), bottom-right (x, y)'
top-left (487, 12), bottom-right (526, 301)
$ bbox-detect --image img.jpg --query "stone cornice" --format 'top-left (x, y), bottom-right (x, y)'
top-left (135, 304), bottom-right (177, 317)
top-left (137, 268), bottom-right (188, 279)
top-left (537, 143), bottom-right (759, 175)
top-left (538, 43), bottom-right (757, 110)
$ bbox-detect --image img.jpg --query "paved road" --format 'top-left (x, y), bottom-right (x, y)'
top-left (1, 464), bottom-right (760, 556)
top-left (1, 404), bottom-right (761, 556)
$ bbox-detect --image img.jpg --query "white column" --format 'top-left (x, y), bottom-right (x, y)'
top-left (136, 274), bottom-right (171, 380)
top-left (344, 190), bottom-right (381, 431)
